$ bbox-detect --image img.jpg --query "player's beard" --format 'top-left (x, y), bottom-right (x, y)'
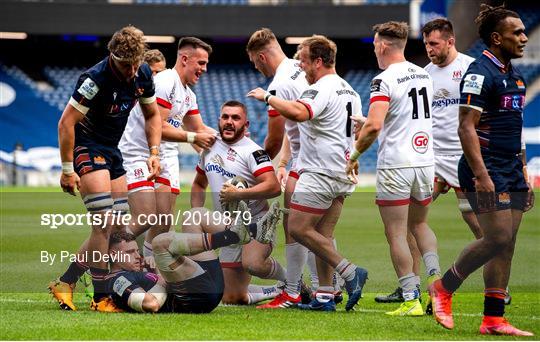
top-left (220, 124), bottom-right (246, 143)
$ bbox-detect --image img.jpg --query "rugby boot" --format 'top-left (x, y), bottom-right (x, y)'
top-left (429, 279), bottom-right (454, 329)
top-left (297, 292), bottom-right (336, 312)
top-left (344, 267), bottom-right (368, 311)
top-left (479, 316), bottom-right (534, 336)
top-left (48, 279), bottom-right (76, 311)
top-left (375, 287), bottom-right (404, 303)
top-left (257, 290), bottom-right (300, 309)
top-left (90, 296), bottom-right (123, 313)
top-left (385, 299), bottom-right (424, 316)
top-left (425, 273), bottom-right (440, 315)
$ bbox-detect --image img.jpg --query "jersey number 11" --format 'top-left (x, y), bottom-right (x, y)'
top-left (408, 87), bottom-right (430, 119)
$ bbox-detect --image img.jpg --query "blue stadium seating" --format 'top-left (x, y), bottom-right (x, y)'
top-left (0, 65), bottom-right (61, 151)
top-left (135, 0), bottom-right (248, 5)
top-left (2, 63), bottom-right (539, 173)
top-left (364, 0), bottom-right (409, 4)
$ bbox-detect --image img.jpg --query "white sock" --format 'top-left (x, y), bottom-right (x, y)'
top-left (143, 240), bottom-right (153, 258)
top-left (307, 250), bottom-right (319, 291)
top-left (422, 251), bottom-right (441, 276)
top-left (247, 284), bottom-right (279, 304)
top-left (332, 238), bottom-right (343, 291)
top-left (285, 243), bottom-right (308, 297)
top-left (265, 257), bottom-right (286, 282)
top-left (399, 273), bottom-right (419, 301)
top-left (335, 258), bottom-right (357, 282)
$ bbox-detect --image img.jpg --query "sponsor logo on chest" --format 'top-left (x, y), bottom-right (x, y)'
top-left (500, 94), bottom-right (525, 111)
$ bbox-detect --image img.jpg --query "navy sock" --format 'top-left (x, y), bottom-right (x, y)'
top-left (484, 295), bottom-right (505, 317)
top-left (441, 265), bottom-right (463, 293)
top-left (90, 267), bottom-right (109, 300)
top-left (60, 261), bottom-right (88, 285)
top-left (210, 230), bottom-right (240, 249)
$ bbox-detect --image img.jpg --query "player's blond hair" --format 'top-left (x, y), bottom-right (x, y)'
top-left (246, 28), bottom-right (277, 53)
top-left (144, 49), bottom-right (166, 65)
top-left (299, 35), bottom-right (337, 68)
top-left (373, 21), bottom-right (409, 49)
top-left (107, 25), bottom-right (147, 64)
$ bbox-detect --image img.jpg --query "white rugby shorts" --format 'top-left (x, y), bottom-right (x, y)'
top-left (434, 154), bottom-right (462, 192)
top-left (375, 166), bottom-right (434, 206)
top-left (290, 172), bottom-right (355, 214)
top-left (124, 155), bottom-right (179, 194)
top-left (220, 211), bottom-right (269, 268)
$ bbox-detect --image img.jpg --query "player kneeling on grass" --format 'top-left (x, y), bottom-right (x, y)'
top-left (104, 201), bottom-right (280, 313)
top-left (192, 100), bottom-right (287, 305)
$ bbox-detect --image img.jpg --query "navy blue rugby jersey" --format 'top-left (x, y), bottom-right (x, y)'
top-left (459, 50), bottom-right (526, 156)
top-left (108, 270), bottom-right (159, 311)
top-left (69, 56), bottom-right (155, 146)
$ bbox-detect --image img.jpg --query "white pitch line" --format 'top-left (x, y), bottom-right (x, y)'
top-left (1, 298), bottom-right (539, 320)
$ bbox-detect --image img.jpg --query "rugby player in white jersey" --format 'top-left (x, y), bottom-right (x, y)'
top-left (374, 18), bottom-right (478, 307)
top-left (119, 37), bottom-right (217, 263)
top-left (248, 35), bottom-right (368, 312)
top-left (246, 28), bottom-right (320, 308)
top-left (423, 19), bottom-right (479, 236)
top-left (346, 22), bottom-right (441, 316)
top-left (191, 100), bottom-right (286, 305)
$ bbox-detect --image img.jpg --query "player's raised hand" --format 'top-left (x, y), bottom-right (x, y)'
top-left (219, 182), bottom-right (240, 203)
top-left (194, 132), bottom-right (216, 150)
top-left (345, 159), bottom-right (359, 184)
top-left (246, 87), bottom-right (266, 102)
top-left (60, 173), bottom-right (80, 196)
top-left (146, 155), bottom-right (161, 180)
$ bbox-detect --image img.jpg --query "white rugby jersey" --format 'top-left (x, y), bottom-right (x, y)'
top-left (295, 74), bottom-right (361, 182)
top-left (267, 58), bottom-right (308, 160)
top-left (119, 69), bottom-right (200, 158)
top-left (370, 61), bottom-right (434, 169)
top-left (196, 136), bottom-right (274, 216)
top-left (425, 53), bottom-right (474, 155)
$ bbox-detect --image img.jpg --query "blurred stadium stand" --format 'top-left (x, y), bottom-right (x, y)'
top-left (1, 0), bottom-right (539, 186)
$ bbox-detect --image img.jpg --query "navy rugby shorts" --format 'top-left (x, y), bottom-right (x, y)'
top-left (458, 154), bottom-right (528, 213)
top-left (73, 135), bottom-right (126, 180)
top-left (161, 259), bottom-right (224, 314)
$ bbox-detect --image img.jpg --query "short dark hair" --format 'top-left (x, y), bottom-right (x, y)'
top-left (178, 37), bottom-right (213, 55)
top-left (475, 3), bottom-right (520, 46)
top-left (221, 100), bottom-right (247, 115)
top-left (110, 231), bottom-right (136, 246)
top-left (422, 18), bottom-right (454, 39)
top-left (300, 35), bottom-right (337, 68)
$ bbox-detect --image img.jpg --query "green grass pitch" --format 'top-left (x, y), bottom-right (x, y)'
top-left (1, 187), bottom-right (538, 340)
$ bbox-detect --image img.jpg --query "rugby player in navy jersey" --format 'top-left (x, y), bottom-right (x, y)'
top-left (104, 201), bottom-right (279, 313)
top-left (49, 26), bottom-right (162, 312)
top-left (429, 5), bottom-right (534, 336)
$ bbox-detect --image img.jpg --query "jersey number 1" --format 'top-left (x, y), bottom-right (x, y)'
top-left (345, 102), bottom-right (352, 137)
top-left (408, 87), bottom-right (430, 119)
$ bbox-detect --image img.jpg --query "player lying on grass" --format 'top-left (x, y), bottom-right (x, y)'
top-left (100, 201), bottom-right (281, 313)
